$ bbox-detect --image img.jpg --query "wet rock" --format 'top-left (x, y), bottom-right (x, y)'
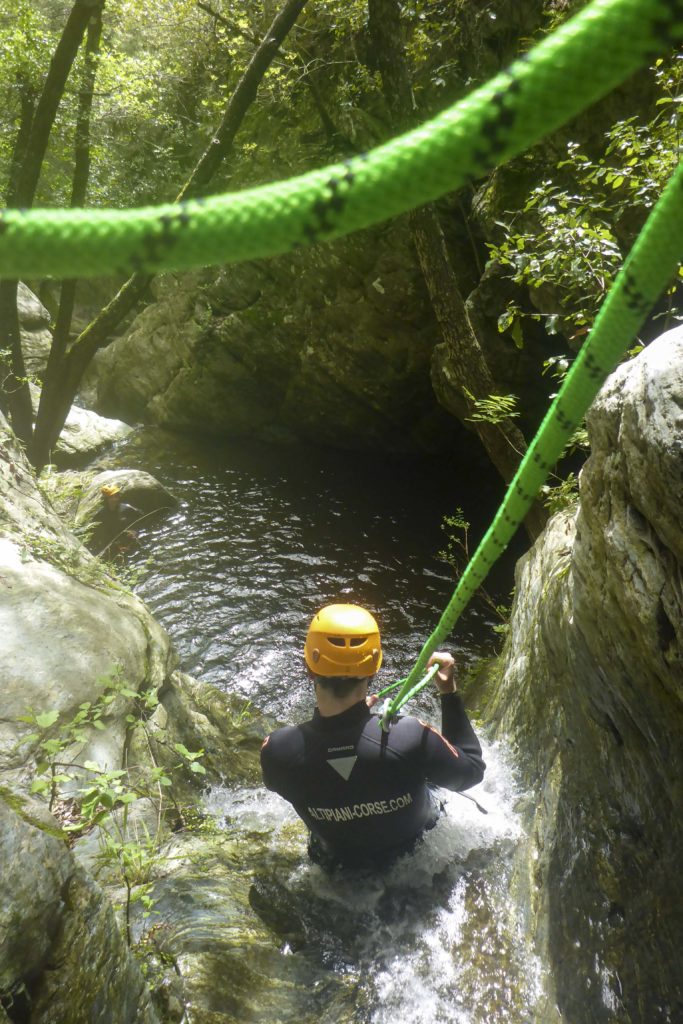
top-left (0, 792), bottom-right (159, 1024)
top-left (87, 237), bottom-right (466, 454)
top-left (489, 327), bottom-right (683, 1022)
top-left (135, 828), bottom-right (362, 1024)
top-left (0, 412), bottom-right (175, 778)
top-left (15, 282), bottom-right (53, 383)
top-left (28, 383), bottom-right (132, 465)
top-left (135, 671), bottom-right (270, 795)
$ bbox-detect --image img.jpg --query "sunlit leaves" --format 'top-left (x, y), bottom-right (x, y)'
top-left (489, 54), bottom-right (683, 345)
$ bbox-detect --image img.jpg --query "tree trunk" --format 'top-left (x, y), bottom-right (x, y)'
top-left (0, 78), bottom-right (36, 426)
top-left (0, 281), bottom-right (32, 437)
top-left (0, 0), bottom-right (103, 448)
top-left (31, 0), bottom-right (310, 470)
top-left (33, 5), bottom-right (103, 466)
top-left (3, 76), bottom-right (36, 207)
top-left (367, 0), bottom-right (545, 539)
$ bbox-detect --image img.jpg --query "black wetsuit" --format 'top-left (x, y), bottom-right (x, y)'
top-left (90, 501), bottom-right (140, 556)
top-left (261, 694), bottom-right (485, 868)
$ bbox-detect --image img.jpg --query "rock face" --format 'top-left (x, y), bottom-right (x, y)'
top-left (15, 283), bottom-right (53, 383)
top-left (0, 793), bottom-right (160, 1024)
top-left (0, 414), bottom-right (175, 778)
top-left (86, 231), bottom-right (468, 453)
top-left (488, 328), bottom-right (683, 1022)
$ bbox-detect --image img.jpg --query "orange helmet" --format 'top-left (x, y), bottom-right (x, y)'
top-left (304, 604), bottom-right (382, 677)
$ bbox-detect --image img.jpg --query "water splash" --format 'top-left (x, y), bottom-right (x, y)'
top-left (204, 738), bottom-right (542, 1023)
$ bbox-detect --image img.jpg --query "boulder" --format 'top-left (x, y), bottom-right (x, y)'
top-left (488, 327), bottom-right (683, 1022)
top-left (0, 791), bottom-right (160, 1024)
top-left (0, 411), bottom-right (175, 778)
top-left (52, 403), bottom-right (133, 464)
top-left (28, 382), bottom-right (132, 465)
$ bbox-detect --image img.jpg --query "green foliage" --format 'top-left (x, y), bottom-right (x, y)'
top-left (490, 55), bottom-right (683, 346)
top-left (0, 1), bottom-right (52, 190)
top-left (541, 470), bottom-right (579, 515)
top-left (7, 509), bottom-right (151, 594)
top-left (14, 525), bottom-right (106, 585)
top-left (19, 666), bottom-right (206, 945)
top-left (37, 466), bottom-right (86, 519)
top-left (0, 0), bottom-right (390, 211)
top-left (491, 179), bottom-right (623, 340)
top-left (464, 388), bottom-right (520, 425)
top-left (438, 507), bottom-right (511, 639)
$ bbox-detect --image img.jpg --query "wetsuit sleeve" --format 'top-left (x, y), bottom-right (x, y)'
top-left (417, 693), bottom-right (485, 792)
top-left (260, 733), bottom-right (281, 793)
top-left (260, 728), bottom-right (299, 798)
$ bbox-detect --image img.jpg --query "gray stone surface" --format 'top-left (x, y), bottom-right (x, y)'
top-left (30, 383), bottom-right (132, 463)
top-left (488, 327), bottom-right (683, 1022)
top-left (88, 238), bottom-right (466, 453)
top-left (0, 412), bottom-right (174, 775)
top-left (0, 793), bottom-right (160, 1024)
top-left (54, 402), bottom-right (133, 462)
top-left (16, 282), bottom-right (53, 383)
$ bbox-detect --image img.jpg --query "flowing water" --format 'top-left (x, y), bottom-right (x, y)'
top-left (110, 428), bottom-right (543, 1022)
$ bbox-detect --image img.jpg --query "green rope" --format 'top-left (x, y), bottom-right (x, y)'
top-left (381, 158), bottom-right (683, 727)
top-left (0, 0), bottom-right (682, 279)
top-left (374, 663), bottom-right (440, 701)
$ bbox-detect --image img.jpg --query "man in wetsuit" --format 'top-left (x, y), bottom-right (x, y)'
top-left (89, 484), bottom-right (141, 558)
top-left (260, 603), bottom-right (485, 869)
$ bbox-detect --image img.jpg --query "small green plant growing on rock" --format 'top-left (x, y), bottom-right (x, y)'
top-left (541, 471), bottom-right (580, 515)
top-left (19, 667), bottom-right (206, 946)
top-left (438, 508), bottom-right (512, 640)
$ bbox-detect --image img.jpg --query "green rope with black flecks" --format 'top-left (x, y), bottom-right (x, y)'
top-left (0, 0), bottom-right (682, 278)
top-left (380, 158), bottom-right (683, 727)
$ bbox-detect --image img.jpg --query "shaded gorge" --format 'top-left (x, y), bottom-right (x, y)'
top-left (99, 427), bottom-right (545, 1023)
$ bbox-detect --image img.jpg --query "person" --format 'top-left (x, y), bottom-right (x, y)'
top-left (89, 484), bottom-right (141, 559)
top-left (260, 603), bottom-right (486, 870)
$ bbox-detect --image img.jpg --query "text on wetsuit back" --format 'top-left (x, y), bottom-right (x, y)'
top-left (307, 792), bottom-right (413, 823)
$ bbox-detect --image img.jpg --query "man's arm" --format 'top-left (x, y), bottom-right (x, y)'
top-left (260, 733), bottom-right (283, 794)
top-left (260, 727), bottom-right (301, 798)
top-left (415, 652), bottom-right (485, 792)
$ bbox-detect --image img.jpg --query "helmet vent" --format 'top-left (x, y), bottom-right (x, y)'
top-left (349, 637), bottom-right (366, 647)
top-left (328, 637), bottom-right (345, 646)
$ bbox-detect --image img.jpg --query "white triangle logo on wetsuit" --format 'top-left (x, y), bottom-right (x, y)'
top-left (327, 755), bottom-right (357, 781)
